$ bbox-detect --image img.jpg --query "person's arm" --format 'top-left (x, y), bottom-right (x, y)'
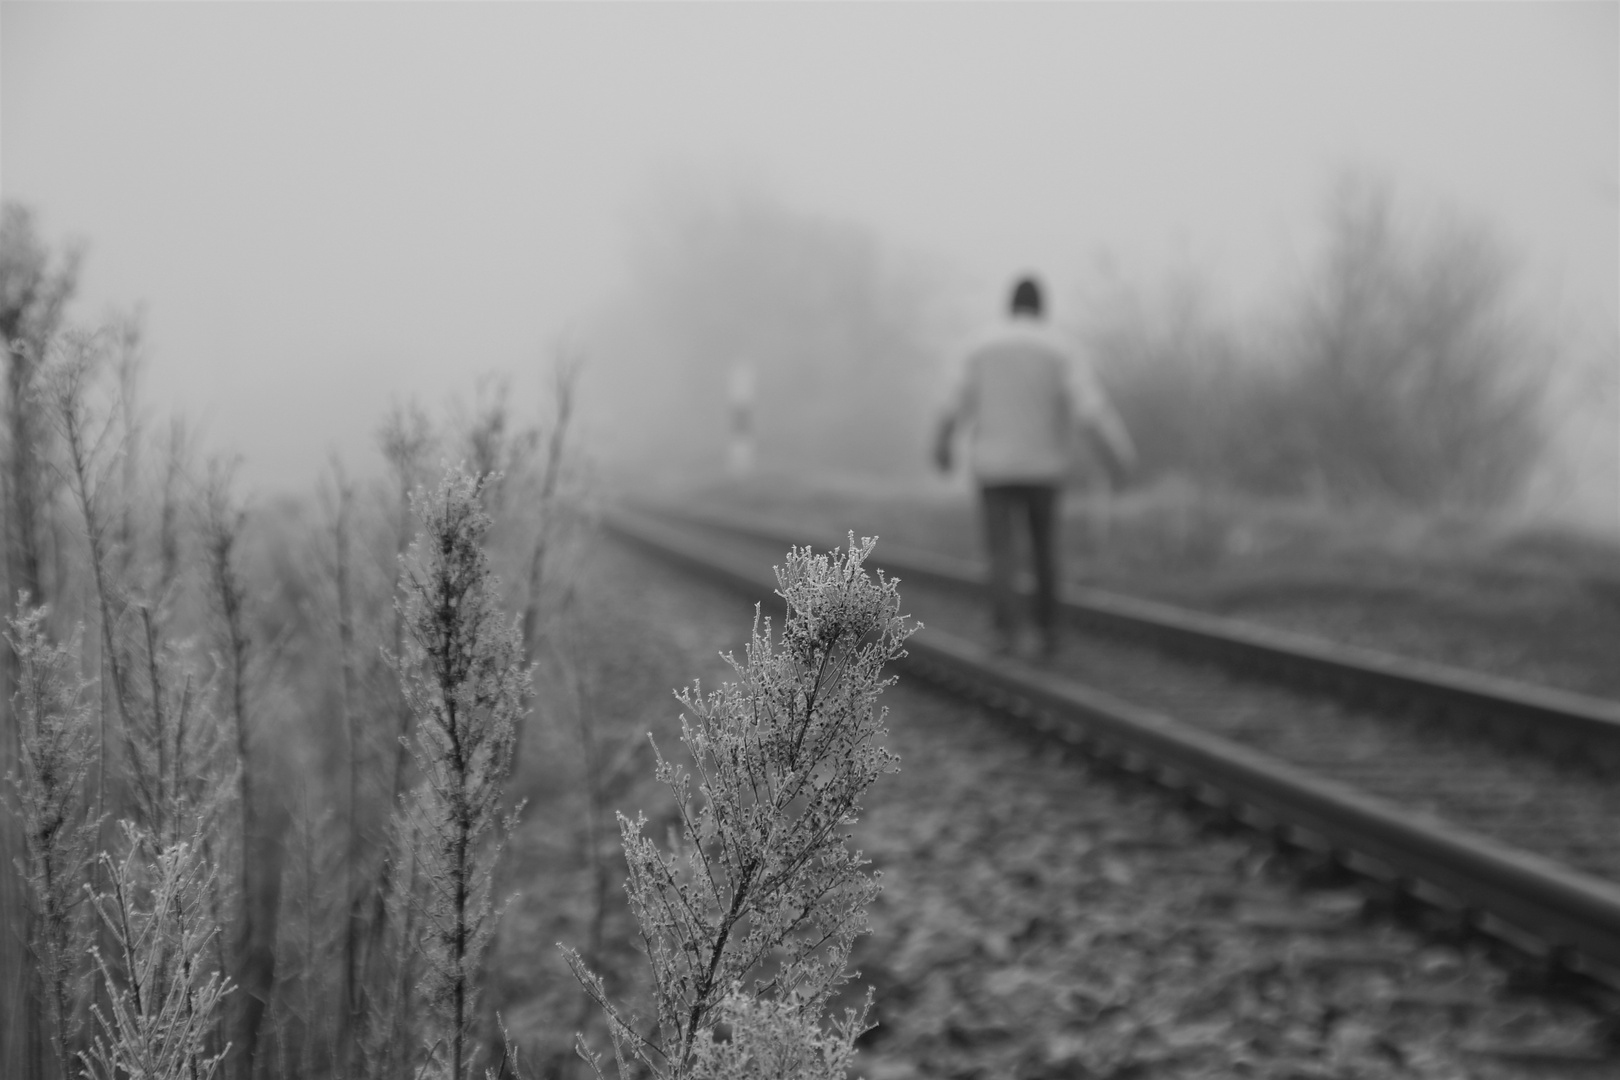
top-left (1068, 360), bottom-right (1136, 489)
top-left (934, 357), bottom-right (976, 474)
top-left (933, 412), bottom-right (955, 472)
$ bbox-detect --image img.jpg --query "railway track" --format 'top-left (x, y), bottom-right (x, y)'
top-left (633, 500), bottom-right (1620, 773)
top-left (603, 504), bottom-right (1620, 997)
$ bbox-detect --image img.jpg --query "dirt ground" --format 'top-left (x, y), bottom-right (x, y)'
top-left (489, 533), bottom-right (1617, 1080)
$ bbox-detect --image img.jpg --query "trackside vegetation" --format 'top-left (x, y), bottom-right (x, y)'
top-left (564, 537), bottom-right (916, 1080)
top-left (0, 168), bottom-right (1579, 1078)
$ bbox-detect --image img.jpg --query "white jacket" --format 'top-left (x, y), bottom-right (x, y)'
top-left (947, 318), bottom-right (1134, 484)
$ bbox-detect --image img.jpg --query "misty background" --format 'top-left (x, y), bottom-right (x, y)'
top-left (3, 2), bottom-right (1616, 525)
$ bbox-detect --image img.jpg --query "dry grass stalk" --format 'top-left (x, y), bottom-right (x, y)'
top-left (391, 465), bottom-right (532, 1079)
top-left (5, 604), bottom-right (101, 1077)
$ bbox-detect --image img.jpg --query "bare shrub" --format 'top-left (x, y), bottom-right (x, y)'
top-left (1086, 176), bottom-right (1546, 510)
top-left (1289, 176), bottom-right (1545, 506)
top-left (1083, 275), bottom-right (1303, 495)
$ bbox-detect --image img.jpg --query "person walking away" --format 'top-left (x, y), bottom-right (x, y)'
top-left (934, 275), bottom-right (1135, 658)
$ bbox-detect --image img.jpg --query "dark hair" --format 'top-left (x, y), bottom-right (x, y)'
top-left (1010, 276), bottom-right (1043, 317)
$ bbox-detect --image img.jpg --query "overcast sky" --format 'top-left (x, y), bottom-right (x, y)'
top-left (3, 2), bottom-right (1615, 500)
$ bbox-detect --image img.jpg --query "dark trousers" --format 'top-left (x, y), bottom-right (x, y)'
top-left (979, 483), bottom-right (1060, 639)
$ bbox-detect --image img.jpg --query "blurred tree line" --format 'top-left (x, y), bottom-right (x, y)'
top-left (586, 191), bottom-right (953, 484)
top-left (1087, 177), bottom-right (1547, 509)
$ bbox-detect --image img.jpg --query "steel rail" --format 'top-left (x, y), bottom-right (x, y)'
top-left (604, 505), bottom-right (1620, 991)
top-left (633, 501), bottom-right (1620, 769)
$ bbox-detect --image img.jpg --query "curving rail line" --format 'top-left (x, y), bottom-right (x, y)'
top-left (603, 505), bottom-right (1620, 994)
top-left (632, 500), bottom-right (1620, 772)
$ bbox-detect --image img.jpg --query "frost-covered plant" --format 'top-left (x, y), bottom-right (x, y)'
top-left (197, 455), bottom-right (284, 1070)
top-left (565, 536), bottom-right (916, 1080)
top-left (81, 821), bottom-right (234, 1080)
top-left (39, 333), bottom-right (236, 838)
top-left (378, 398), bottom-right (436, 829)
top-left (681, 992), bottom-right (865, 1080)
top-left (37, 329), bottom-right (135, 808)
top-left (120, 612), bottom-right (236, 849)
top-left (356, 813), bottom-right (422, 1080)
top-left (5, 603), bottom-right (101, 1077)
top-left (390, 464), bottom-right (532, 1080)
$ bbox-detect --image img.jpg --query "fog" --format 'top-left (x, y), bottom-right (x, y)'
top-left (3, 2), bottom-right (1615, 523)
top-left (1, 9), bottom-right (1618, 1074)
